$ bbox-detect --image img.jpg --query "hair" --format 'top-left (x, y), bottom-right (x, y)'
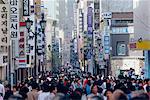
top-left (8, 95), bottom-right (24, 100)
top-left (91, 96), bottom-right (104, 100)
top-left (91, 84), bottom-right (97, 91)
top-left (131, 93), bottom-right (149, 100)
top-left (42, 82), bottom-right (50, 92)
top-left (104, 89), bottom-right (113, 96)
top-left (146, 86), bottom-right (150, 92)
top-left (112, 89), bottom-right (128, 100)
top-left (31, 82), bottom-right (38, 89)
top-left (53, 93), bottom-right (69, 100)
top-left (50, 84), bottom-right (57, 93)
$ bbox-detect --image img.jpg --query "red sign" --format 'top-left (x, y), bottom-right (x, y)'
top-left (130, 43), bottom-right (136, 49)
top-left (19, 32), bottom-right (25, 58)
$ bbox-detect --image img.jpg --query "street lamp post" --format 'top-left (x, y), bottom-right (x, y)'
top-left (25, 14), bottom-right (46, 77)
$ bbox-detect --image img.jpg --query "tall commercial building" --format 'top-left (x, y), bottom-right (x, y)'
top-left (0, 0), bottom-right (9, 81)
top-left (59, 0), bottom-right (74, 66)
top-left (133, 0), bottom-right (150, 78)
top-left (100, 0), bottom-right (144, 77)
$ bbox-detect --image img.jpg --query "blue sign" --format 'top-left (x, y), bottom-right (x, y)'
top-left (87, 7), bottom-right (93, 34)
top-left (104, 36), bottom-right (110, 54)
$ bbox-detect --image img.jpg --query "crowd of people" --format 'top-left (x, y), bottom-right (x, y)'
top-left (0, 69), bottom-right (150, 100)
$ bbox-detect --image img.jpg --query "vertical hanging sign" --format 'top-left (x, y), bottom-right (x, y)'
top-left (10, 0), bottom-right (19, 39)
top-left (87, 7), bottom-right (93, 34)
top-left (0, 4), bottom-right (9, 66)
top-left (23, 0), bottom-right (30, 16)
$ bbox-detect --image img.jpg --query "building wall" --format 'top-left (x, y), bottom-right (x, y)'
top-left (134, 0), bottom-right (150, 42)
top-left (101, 0), bottom-right (133, 12)
top-left (109, 12), bottom-right (144, 77)
top-left (111, 58), bottom-right (144, 77)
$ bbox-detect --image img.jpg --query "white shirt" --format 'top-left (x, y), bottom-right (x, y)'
top-left (38, 92), bottom-right (50, 100)
top-left (0, 84), bottom-right (5, 97)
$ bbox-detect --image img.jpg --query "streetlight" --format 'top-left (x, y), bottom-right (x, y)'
top-left (25, 18), bottom-right (33, 32)
top-left (25, 14), bottom-right (46, 77)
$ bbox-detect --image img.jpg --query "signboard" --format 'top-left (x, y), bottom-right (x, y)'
top-left (104, 35), bottom-right (110, 54)
top-left (10, 0), bottom-right (19, 39)
top-left (0, 4), bottom-right (9, 66)
top-left (94, 1), bottom-right (100, 30)
top-left (23, 0), bottom-right (30, 16)
top-left (87, 7), bottom-right (93, 34)
top-left (130, 41), bottom-right (150, 50)
top-left (102, 12), bottom-right (112, 19)
top-left (18, 31), bottom-right (26, 67)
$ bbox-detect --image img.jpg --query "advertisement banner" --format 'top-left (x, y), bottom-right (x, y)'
top-left (18, 31), bottom-right (26, 68)
top-left (10, 0), bottom-right (19, 39)
top-left (23, 0), bottom-right (30, 16)
top-left (94, 1), bottom-right (100, 30)
top-left (87, 7), bottom-right (93, 34)
top-left (0, 4), bottom-right (9, 66)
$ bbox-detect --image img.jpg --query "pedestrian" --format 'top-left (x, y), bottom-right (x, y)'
top-left (27, 82), bottom-right (39, 100)
top-left (104, 89), bottom-right (113, 100)
top-left (0, 80), bottom-right (5, 98)
top-left (38, 82), bottom-right (50, 100)
top-left (19, 83), bottom-right (29, 99)
top-left (48, 84), bottom-right (57, 100)
top-left (87, 84), bottom-right (101, 99)
top-left (112, 89), bottom-right (127, 100)
top-left (4, 84), bottom-right (13, 99)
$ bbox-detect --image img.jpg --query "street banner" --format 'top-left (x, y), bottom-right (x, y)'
top-left (10, 0), bottom-right (19, 39)
top-left (0, 4), bottom-right (9, 66)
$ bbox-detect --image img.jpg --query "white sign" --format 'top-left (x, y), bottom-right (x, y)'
top-left (0, 4), bottom-right (9, 66)
top-left (18, 24), bottom-right (27, 68)
top-left (102, 12), bottom-right (112, 19)
top-left (10, 0), bottom-right (19, 39)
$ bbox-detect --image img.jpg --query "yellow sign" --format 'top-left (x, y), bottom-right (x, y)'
top-left (130, 41), bottom-right (150, 50)
top-left (136, 40), bottom-right (150, 50)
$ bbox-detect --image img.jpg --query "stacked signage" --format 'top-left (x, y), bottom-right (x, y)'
top-left (10, 0), bottom-right (19, 39)
top-left (86, 6), bottom-right (93, 60)
top-left (94, 0), bottom-right (100, 30)
top-left (18, 23), bottom-right (27, 68)
top-left (0, 4), bottom-right (9, 66)
top-left (19, 32), bottom-right (26, 67)
top-left (102, 12), bottom-right (112, 60)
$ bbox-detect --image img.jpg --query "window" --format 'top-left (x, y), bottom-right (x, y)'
top-left (117, 41), bottom-right (126, 56)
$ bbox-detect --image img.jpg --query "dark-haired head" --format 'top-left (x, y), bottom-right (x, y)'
top-left (31, 82), bottom-right (38, 90)
top-left (91, 96), bottom-right (104, 100)
top-left (131, 93), bottom-right (149, 100)
top-left (42, 82), bottom-right (50, 92)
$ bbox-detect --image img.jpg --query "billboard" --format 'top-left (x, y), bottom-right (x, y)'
top-left (0, 4), bottom-right (9, 66)
top-left (10, 0), bottom-right (19, 39)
